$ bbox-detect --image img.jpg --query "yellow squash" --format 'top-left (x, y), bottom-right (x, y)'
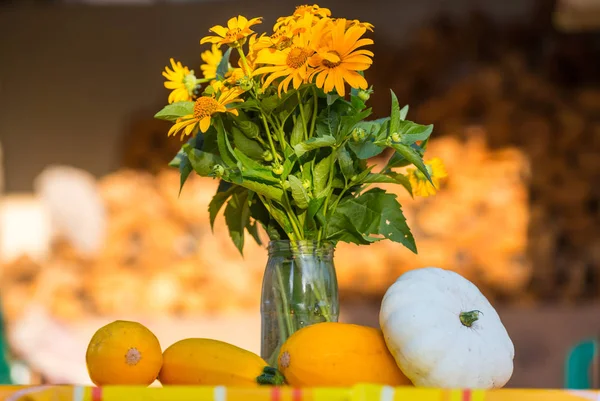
top-left (278, 322), bottom-right (412, 387)
top-left (159, 338), bottom-right (284, 386)
top-left (86, 320), bottom-right (163, 386)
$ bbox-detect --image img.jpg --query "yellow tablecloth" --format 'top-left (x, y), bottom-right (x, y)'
top-left (1, 385), bottom-right (599, 401)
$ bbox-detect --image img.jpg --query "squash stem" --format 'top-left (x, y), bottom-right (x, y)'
top-left (459, 310), bottom-right (483, 327)
top-left (256, 366), bottom-right (286, 386)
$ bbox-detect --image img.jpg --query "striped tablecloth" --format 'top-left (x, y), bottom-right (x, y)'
top-left (1, 385), bottom-right (599, 401)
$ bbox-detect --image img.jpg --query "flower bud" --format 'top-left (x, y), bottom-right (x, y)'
top-left (262, 150), bottom-right (274, 162)
top-left (391, 132), bottom-right (401, 143)
top-left (239, 77), bottom-right (253, 91)
top-left (272, 164), bottom-right (284, 176)
top-left (357, 89), bottom-right (371, 102)
top-left (212, 164), bottom-right (225, 178)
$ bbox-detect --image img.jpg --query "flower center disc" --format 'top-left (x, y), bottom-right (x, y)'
top-left (226, 28), bottom-right (242, 42)
top-left (286, 47), bottom-right (311, 69)
top-left (322, 51), bottom-right (341, 68)
top-left (194, 97), bottom-right (220, 119)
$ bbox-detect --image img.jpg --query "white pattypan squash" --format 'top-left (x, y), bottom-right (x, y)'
top-left (379, 267), bottom-right (514, 389)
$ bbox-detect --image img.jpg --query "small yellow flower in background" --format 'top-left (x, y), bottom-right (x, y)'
top-left (200, 44), bottom-right (223, 79)
top-left (167, 87), bottom-right (245, 138)
top-left (309, 18), bottom-right (373, 96)
top-left (162, 58), bottom-right (202, 104)
top-left (407, 158), bottom-right (448, 197)
top-left (200, 16), bottom-right (262, 47)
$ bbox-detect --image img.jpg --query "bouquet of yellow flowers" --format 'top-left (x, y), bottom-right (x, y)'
top-left (157, 4), bottom-right (447, 362)
top-left (157, 4), bottom-right (446, 252)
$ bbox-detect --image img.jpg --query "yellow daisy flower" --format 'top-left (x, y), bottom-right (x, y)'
top-left (407, 158), bottom-right (448, 197)
top-left (273, 4), bottom-right (331, 31)
top-left (254, 32), bottom-right (315, 96)
top-left (308, 18), bottom-right (374, 96)
top-left (200, 44), bottom-right (223, 80)
top-left (167, 87), bottom-right (244, 138)
top-left (162, 58), bottom-right (202, 104)
top-left (200, 16), bottom-right (262, 47)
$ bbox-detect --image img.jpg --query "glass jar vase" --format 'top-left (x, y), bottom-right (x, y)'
top-left (260, 240), bottom-right (339, 365)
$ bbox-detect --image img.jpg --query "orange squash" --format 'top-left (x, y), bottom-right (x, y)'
top-left (278, 322), bottom-right (412, 387)
top-left (159, 338), bottom-right (284, 386)
top-left (86, 320), bottom-right (163, 386)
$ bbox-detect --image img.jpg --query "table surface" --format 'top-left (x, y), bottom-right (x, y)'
top-left (1, 385), bottom-right (600, 401)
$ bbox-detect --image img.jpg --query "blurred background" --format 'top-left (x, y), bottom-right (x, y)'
top-left (0, 0), bottom-right (599, 389)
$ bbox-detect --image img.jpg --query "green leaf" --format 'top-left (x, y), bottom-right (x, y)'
top-left (316, 107), bottom-right (340, 138)
top-left (326, 188), bottom-right (416, 252)
top-left (201, 126), bottom-right (220, 155)
top-left (294, 135), bottom-right (336, 158)
top-left (389, 90), bottom-right (401, 136)
top-left (313, 153), bottom-right (332, 198)
top-left (269, 203), bottom-right (293, 235)
top-left (216, 48), bottom-right (232, 80)
top-left (208, 183), bottom-right (241, 230)
top-left (215, 117), bottom-right (237, 167)
top-left (400, 105), bottom-right (409, 121)
top-left (260, 94), bottom-right (280, 113)
top-left (233, 149), bottom-right (279, 184)
top-left (275, 91), bottom-right (299, 123)
top-left (288, 175), bottom-right (310, 209)
top-left (290, 115), bottom-right (305, 147)
top-left (178, 156), bottom-right (193, 195)
top-left (234, 118), bottom-right (261, 139)
top-left (186, 147), bottom-right (223, 176)
top-left (351, 94), bottom-right (366, 111)
top-left (246, 220), bottom-right (262, 246)
top-left (281, 156), bottom-right (296, 181)
top-left (154, 101), bottom-right (194, 122)
top-left (327, 93), bottom-right (339, 106)
top-left (307, 196), bottom-right (326, 227)
top-left (363, 173), bottom-right (413, 197)
top-left (169, 136), bottom-right (196, 168)
top-left (397, 120), bottom-right (433, 145)
top-left (337, 146), bottom-right (355, 182)
top-left (240, 179), bottom-right (283, 202)
top-left (232, 126), bottom-right (264, 159)
top-left (347, 119), bottom-right (389, 159)
top-left (339, 108), bottom-right (372, 139)
top-left (391, 143), bottom-right (432, 183)
top-left (224, 190), bottom-right (250, 255)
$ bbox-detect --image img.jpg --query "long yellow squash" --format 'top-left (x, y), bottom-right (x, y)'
top-left (158, 338), bottom-right (283, 386)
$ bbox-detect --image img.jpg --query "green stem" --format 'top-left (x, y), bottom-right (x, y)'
top-left (317, 146), bottom-right (339, 243)
top-left (236, 48), bottom-right (251, 76)
top-left (297, 91), bottom-right (309, 141)
top-left (256, 366), bottom-right (286, 386)
top-left (289, 241), bottom-right (333, 323)
top-left (309, 86), bottom-right (319, 139)
top-left (459, 310), bottom-right (483, 327)
top-left (275, 264), bottom-right (294, 336)
top-left (259, 113), bottom-right (281, 162)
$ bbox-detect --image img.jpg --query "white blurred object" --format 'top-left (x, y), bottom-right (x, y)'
top-left (8, 304), bottom-right (261, 385)
top-left (34, 166), bottom-right (106, 257)
top-left (0, 195), bottom-right (52, 262)
top-left (8, 305), bottom-right (92, 385)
